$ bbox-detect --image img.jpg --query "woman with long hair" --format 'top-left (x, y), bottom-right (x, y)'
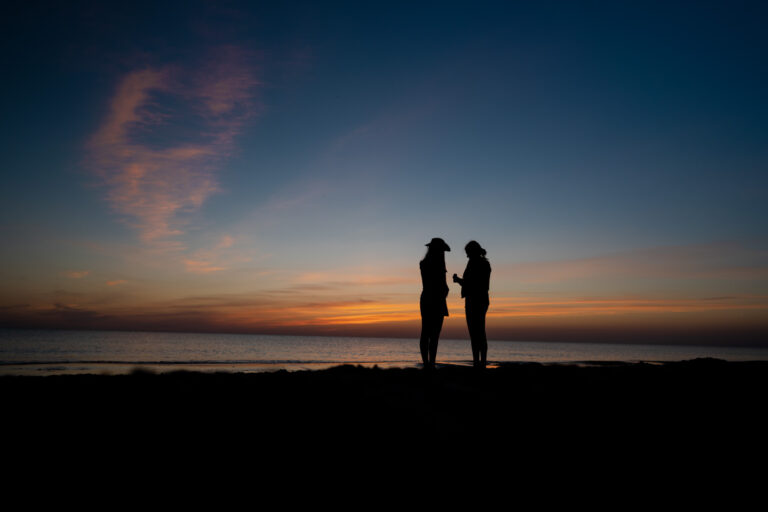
top-left (420, 237), bottom-right (450, 369)
top-left (453, 241), bottom-right (491, 368)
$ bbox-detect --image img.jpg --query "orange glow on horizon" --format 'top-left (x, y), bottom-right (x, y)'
top-left (486, 296), bottom-right (768, 318)
top-left (188, 294), bottom-right (768, 330)
top-left (2, 284), bottom-right (767, 343)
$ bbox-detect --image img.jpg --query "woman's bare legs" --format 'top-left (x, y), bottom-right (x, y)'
top-left (420, 314), bottom-right (444, 369)
top-left (467, 301), bottom-right (489, 368)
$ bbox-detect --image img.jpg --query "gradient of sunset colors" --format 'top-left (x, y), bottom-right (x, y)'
top-left (2, 1), bottom-right (767, 345)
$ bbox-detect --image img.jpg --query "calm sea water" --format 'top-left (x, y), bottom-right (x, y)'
top-left (1, 328), bottom-right (767, 375)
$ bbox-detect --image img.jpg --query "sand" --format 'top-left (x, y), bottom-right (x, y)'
top-left (4, 359), bottom-right (766, 491)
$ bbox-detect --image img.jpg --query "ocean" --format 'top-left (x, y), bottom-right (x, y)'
top-left (2, 328), bottom-right (767, 376)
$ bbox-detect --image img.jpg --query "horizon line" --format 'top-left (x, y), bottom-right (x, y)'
top-left (2, 324), bottom-right (766, 350)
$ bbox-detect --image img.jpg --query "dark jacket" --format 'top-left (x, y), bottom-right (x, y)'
top-left (459, 257), bottom-right (491, 302)
top-left (420, 258), bottom-right (449, 317)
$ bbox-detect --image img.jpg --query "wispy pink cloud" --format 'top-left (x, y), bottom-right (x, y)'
top-left (87, 47), bottom-right (260, 249)
top-left (62, 270), bottom-right (90, 279)
top-left (216, 234), bottom-right (235, 249)
top-left (179, 233), bottom-right (254, 274)
top-left (183, 258), bottom-right (228, 274)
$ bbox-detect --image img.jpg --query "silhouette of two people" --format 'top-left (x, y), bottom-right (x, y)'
top-left (419, 237), bottom-right (491, 370)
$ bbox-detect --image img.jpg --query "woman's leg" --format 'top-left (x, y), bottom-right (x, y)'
top-left (429, 314), bottom-right (444, 366)
top-left (478, 303), bottom-right (488, 367)
top-left (466, 304), bottom-right (479, 366)
top-left (467, 302), bottom-right (488, 368)
top-left (420, 314), bottom-right (430, 366)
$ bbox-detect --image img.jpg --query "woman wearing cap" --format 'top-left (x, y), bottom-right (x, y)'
top-left (453, 241), bottom-right (491, 369)
top-left (420, 238), bottom-right (450, 369)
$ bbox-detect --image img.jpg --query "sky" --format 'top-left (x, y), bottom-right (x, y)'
top-left (1, 0), bottom-right (767, 345)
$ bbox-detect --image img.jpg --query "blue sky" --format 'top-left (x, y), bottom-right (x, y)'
top-left (1, 1), bottom-right (767, 344)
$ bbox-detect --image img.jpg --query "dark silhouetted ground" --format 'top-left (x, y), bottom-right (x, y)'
top-left (4, 359), bottom-right (766, 493)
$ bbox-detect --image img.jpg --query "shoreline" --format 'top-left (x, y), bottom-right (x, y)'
top-left (5, 358), bottom-right (767, 483)
top-left (9, 324), bottom-right (764, 476)
top-left (5, 358), bottom-right (766, 420)
top-left (3, 355), bottom-right (767, 376)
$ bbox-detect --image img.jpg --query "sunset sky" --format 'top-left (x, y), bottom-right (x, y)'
top-left (2, 1), bottom-right (767, 345)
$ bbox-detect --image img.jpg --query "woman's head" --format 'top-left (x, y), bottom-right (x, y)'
top-left (425, 238), bottom-right (450, 253)
top-left (465, 240), bottom-right (486, 258)
top-left (423, 238), bottom-right (449, 269)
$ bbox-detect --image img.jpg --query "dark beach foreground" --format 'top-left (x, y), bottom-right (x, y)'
top-left (4, 359), bottom-right (767, 493)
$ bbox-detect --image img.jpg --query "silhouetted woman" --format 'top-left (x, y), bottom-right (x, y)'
top-left (420, 238), bottom-right (450, 369)
top-left (453, 241), bottom-right (491, 368)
